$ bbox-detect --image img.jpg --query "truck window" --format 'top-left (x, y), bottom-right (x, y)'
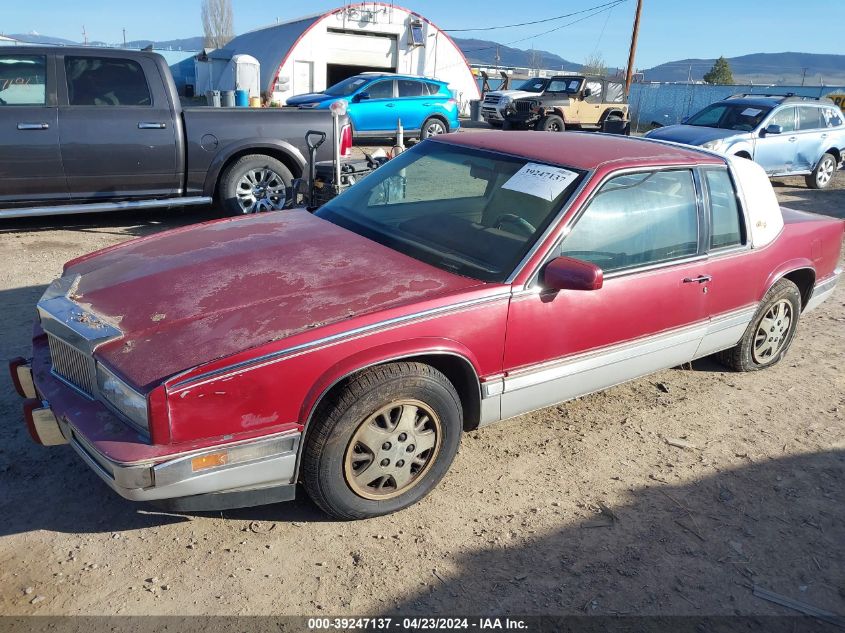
top-left (606, 82), bottom-right (624, 103)
top-left (704, 169), bottom-right (744, 249)
top-left (65, 56), bottom-right (152, 106)
top-left (0, 55), bottom-right (46, 106)
top-left (768, 107), bottom-right (796, 133)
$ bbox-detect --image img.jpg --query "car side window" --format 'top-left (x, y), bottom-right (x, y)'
top-left (398, 79), bottom-right (424, 98)
top-left (560, 170), bottom-right (699, 273)
top-left (585, 80), bottom-right (603, 104)
top-left (797, 106), bottom-right (825, 131)
top-left (823, 107), bottom-right (843, 127)
top-left (65, 56), bottom-right (151, 106)
top-left (366, 80), bottom-right (394, 100)
top-left (704, 169), bottom-right (744, 249)
top-left (768, 107), bottom-right (796, 133)
top-left (425, 82), bottom-right (442, 96)
top-left (0, 55), bottom-right (47, 106)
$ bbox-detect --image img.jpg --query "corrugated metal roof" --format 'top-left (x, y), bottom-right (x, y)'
top-left (216, 14), bottom-right (322, 91)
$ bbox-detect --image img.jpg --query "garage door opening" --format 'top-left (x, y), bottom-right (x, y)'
top-left (326, 63), bottom-right (397, 88)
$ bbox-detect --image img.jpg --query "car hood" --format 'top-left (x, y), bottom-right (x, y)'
top-left (61, 211), bottom-right (482, 389)
top-left (645, 124), bottom-right (745, 146)
top-left (285, 92), bottom-right (336, 106)
top-left (488, 89), bottom-right (541, 101)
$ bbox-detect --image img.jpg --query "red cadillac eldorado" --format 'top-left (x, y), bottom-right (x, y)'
top-left (10, 132), bottom-right (844, 519)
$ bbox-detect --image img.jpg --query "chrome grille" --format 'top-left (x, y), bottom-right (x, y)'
top-left (47, 334), bottom-right (96, 397)
top-left (483, 94), bottom-right (502, 105)
top-left (514, 100), bottom-right (534, 113)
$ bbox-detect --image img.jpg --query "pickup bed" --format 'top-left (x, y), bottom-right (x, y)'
top-left (0, 46), bottom-right (348, 218)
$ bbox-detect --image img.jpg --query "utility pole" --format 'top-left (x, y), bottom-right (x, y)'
top-left (800, 67), bottom-right (808, 87)
top-left (122, 28), bottom-right (127, 47)
top-left (82, 25), bottom-right (88, 46)
top-left (624, 0), bottom-right (643, 96)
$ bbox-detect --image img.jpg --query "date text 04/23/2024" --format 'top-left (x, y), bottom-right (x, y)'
top-left (307, 617), bottom-right (528, 630)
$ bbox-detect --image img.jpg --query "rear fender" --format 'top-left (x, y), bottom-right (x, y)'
top-left (761, 259), bottom-right (815, 303)
top-left (202, 139), bottom-right (307, 197)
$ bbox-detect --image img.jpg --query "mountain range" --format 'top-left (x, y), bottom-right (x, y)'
top-left (6, 32), bottom-right (845, 86)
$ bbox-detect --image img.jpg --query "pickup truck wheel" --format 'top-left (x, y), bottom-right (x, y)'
top-left (536, 115), bottom-right (565, 132)
top-left (302, 362), bottom-right (462, 520)
top-left (219, 154), bottom-right (293, 215)
top-left (805, 153), bottom-right (837, 189)
top-left (717, 279), bottom-right (801, 372)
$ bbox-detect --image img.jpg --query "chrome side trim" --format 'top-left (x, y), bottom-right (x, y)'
top-left (171, 294), bottom-right (510, 389)
top-left (499, 322), bottom-right (707, 420)
top-left (804, 268), bottom-right (841, 314)
top-left (693, 305), bottom-right (757, 359)
top-left (478, 395), bottom-right (501, 427)
top-left (0, 196), bottom-right (212, 219)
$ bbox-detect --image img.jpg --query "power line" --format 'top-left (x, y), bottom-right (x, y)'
top-left (443, 0), bottom-right (627, 32)
top-left (461, 3), bottom-right (625, 55)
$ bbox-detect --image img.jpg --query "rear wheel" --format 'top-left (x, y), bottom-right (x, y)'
top-left (805, 153), bottom-right (837, 189)
top-left (420, 117), bottom-right (448, 139)
top-left (718, 279), bottom-right (802, 371)
top-left (218, 154), bottom-right (292, 215)
top-left (302, 362), bottom-right (463, 520)
top-left (536, 114), bottom-right (565, 132)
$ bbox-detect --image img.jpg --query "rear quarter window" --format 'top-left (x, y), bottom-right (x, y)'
top-left (65, 56), bottom-right (151, 106)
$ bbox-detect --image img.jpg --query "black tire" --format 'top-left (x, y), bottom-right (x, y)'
top-left (536, 114), bottom-right (565, 132)
top-left (805, 152), bottom-right (837, 189)
top-left (420, 117), bottom-right (449, 139)
top-left (717, 279), bottom-right (802, 372)
top-left (302, 362), bottom-right (463, 520)
top-left (218, 154), bottom-right (293, 216)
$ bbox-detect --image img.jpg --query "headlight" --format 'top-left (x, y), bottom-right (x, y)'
top-left (499, 95), bottom-right (512, 105)
top-left (702, 139), bottom-right (728, 153)
top-left (96, 363), bottom-right (149, 433)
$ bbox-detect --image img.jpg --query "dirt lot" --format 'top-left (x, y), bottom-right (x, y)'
top-left (0, 129), bottom-right (843, 619)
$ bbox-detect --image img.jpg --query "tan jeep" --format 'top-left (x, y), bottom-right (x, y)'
top-left (500, 75), bottom-right (629, 132)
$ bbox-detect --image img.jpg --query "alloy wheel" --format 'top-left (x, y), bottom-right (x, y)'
top-left (424, 121), bottom-right (446, 138)
top-left (344, 400), bottom-right (441, 500)
top-left (816, 156), bottom-right (836, 187)
top-left (235, 168), bottom-right (287, 213)
top-left (752, 299), bottom-right (793, 364)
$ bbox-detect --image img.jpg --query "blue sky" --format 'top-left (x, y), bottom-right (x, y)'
top-left (3, 0), bottom-right (844, 69)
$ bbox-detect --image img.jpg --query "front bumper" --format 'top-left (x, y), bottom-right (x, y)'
top-left (11, 345), bottom-right (301, 508)
top-left (804, 267), bottom-right (841, 313)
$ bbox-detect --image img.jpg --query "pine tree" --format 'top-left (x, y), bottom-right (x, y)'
top-left (703, 57), bottom-right (735, 85)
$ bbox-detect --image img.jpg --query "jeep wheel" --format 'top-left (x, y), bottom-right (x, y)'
top-left (537, 115), bottom-right (565, 132)
top-left (302, 362), bottom-right (463, 520)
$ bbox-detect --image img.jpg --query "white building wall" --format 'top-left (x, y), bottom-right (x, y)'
top-left (271, 6), bottom-right (479, 113)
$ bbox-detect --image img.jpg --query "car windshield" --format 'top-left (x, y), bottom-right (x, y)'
top-left (325, 76), bottom-right (370, 96)
top-left (685, 102), bottom-right (773, 131)
top-left (516, 78), bottom-right (548, 93)
top-left (316, 142), bottom-right (584, 283)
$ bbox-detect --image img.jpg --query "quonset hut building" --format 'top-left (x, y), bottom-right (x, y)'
top-left (200, 2), bottom-right (480, 110)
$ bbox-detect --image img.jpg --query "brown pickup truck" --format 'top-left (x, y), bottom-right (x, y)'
top-left (0, 46), bottom-right (348, 219)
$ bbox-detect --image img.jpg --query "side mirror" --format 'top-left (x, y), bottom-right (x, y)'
top-left (583, 87), bottom-right (592, 98)
top-left (542, 256), bottom-right (603, 291)
top-left (354, 91), bottom-right (370, 102)
top-left (681, 116), bottom-right (690, 124)
top-left (762, 123), bottom-right (782, 136)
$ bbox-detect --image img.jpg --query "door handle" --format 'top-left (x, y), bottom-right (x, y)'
top-left (422, 103), bottom-right (433, 107)
top-left (138, 122), bottom-right (167, 129)
top-left (821, 133), bottom-right (828, 139)
top-left (683, 275), bottom-right (712, 284)
top-left (17, 122), bottom-right (50, 130)
top-left (385, 103), bottom-right (395, 108)
top-left (788, 136), bottom-right (797, 142)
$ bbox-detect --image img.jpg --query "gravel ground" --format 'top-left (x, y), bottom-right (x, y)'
top-left (0, 126), bottom-right (843, 618)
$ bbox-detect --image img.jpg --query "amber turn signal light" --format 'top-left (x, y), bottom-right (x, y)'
top-left (191, 452), bottom-right (228, 472)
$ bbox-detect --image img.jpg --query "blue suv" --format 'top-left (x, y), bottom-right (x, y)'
top-left (286, 73), bottom-right (460, 141)
top-left (646, 94), bottom-right (845, 189)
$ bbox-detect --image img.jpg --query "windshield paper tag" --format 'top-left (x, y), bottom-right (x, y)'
top-left (502, 163), bottom-right (579, 201)
top-left (741, 107), bottom-right (763, 117)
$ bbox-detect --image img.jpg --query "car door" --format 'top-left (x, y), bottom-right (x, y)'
top-left (579, 78), bottom-right (604, 126)
top-left (0, 52), bottom-right (68, 205)
top-left (754, 106), bottom-right (797, 174)
top-left (58, 53), bottom-right (179, 200)
top-left (693, 165), bottom-right (760, 357)
top-left (351, 79), bottom-right (397, 134)
top-left (500, 168), bottom-right (710, 419)
top-left (394, 79), bottom-right (429, 131)
top-left (795, 105), bottom-right (827, 172)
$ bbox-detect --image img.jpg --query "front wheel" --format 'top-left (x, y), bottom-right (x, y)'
top-left (718, 279), bottom-right (801, 371)
top-left (805, 153), bottom-right (837, 189)
top-left (218, 154), bottom-right (293, 215)
top-left (302, 362), bottom-right (463, 520)
top-left (420, 117), bottom-right (448, 139)
top-left (536, 114), bottom-right (565, 132)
